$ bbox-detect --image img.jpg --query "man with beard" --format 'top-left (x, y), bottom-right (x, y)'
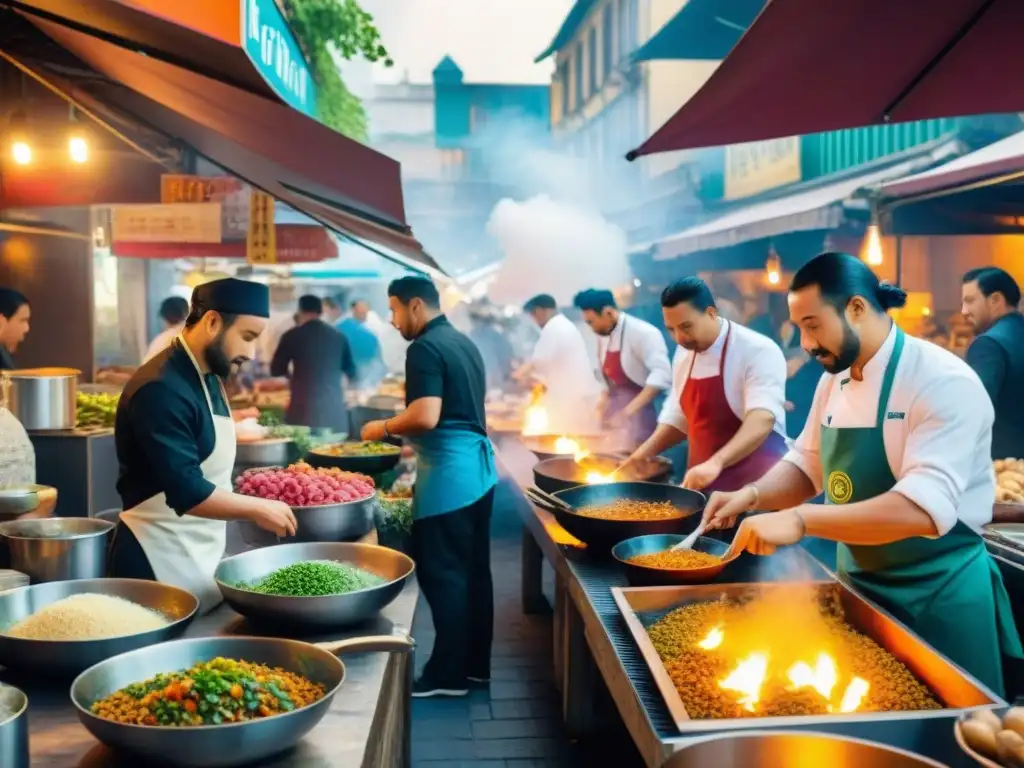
top-left (702, 252), bottom-right (1022, 696)
top-left (961, 267), bottom-right (1024, 459)
top-left (621, 277), bottom-right (788, 493)
top-left (573, 289), bottom-right (671, 446)
top-left (110, 279), bottom-right (297, 613)
top-left (362, 276), bottom-right (496, 698)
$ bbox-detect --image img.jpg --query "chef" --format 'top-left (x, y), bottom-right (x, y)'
top-left (622, 277), bottom-right (788, 492)
top-left (513, 294), bottom-right (601, 434)
top-left (703, 251), bottom-right (1023, 696)
top-left (109, 278), bottom-right (297, 612)
top-left (573, 288), bottom-right (671, 446)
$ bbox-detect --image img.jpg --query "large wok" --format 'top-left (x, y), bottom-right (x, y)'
top-left (70, 634), bottom-right (414, 768)
top-left (305, 441), bottom-right (402, 475)
top-left (518, 433), bottom-right (622, 462)
top-left (527, 482), bottom-right (705, 551)
top-left (533, 454), bottom-right (672, 494)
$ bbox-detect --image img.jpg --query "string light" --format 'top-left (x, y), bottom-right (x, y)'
top-left (11, 141), bottom-right (31, 165)
top-left (765, 249), bottom-right (781, 286)
top-left (68, 136), bottom-right (89, 163)
top-left (864, 223), bottom-right (884, 266)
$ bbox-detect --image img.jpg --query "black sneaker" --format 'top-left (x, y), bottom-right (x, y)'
top-left (411, 677), bottom-right (469, 698)
top-left (467, 676), bottom-right (490, 688)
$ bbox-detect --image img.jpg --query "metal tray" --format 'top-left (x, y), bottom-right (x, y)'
top-left (984, 522), bottom-right (1024, 551)
top-left (613, 581), bottom-right (1003, 735)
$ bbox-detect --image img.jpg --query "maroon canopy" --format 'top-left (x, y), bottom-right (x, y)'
top-left (629, 0), bottom-right (1024, 158)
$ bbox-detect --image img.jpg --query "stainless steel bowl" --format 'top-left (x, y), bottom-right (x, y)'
top-left (244, 496), bottom-right (378, 548)
top-left (0, 517), bottom-right (114, 583)
top-left (70, 634), bottom-right (414, 767)
top-left (0, 578), bottom-right (198, 676)
top-left (0, 683), bottom-right (28, 768)
top-left (215, 542), bottom-right (414, 628)
top-left (2, 368), bottom-right (79, 431)
top-left (662, 731), bottom-right (948, 768)
top-left (0, 485), bottom-right (57, 521)
top-left (235, 438), bottom-right (294, 467)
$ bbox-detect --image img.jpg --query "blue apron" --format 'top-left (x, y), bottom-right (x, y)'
top-left (409, 425), bottom-right (498, 520)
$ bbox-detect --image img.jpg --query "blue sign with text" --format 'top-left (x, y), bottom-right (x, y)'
top-left (242, 0), bottom-right (317, 117)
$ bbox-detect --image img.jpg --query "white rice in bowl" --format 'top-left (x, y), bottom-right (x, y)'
top-left (3, 593), bottom-right (168, 641)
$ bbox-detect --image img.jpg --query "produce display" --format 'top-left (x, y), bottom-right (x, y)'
top-left (379, 492), bottom-right (413, 538)
top-left (575, 499), bottom-right (684, 521)
top-left (235, 462), bottom-right (375, 507)
top-left (647, 589), bottom-right (939, 719)
top-left (90, 657), bottom-right (326, 726)
top-left (311, 441), bottom-right (400, 457)
top-left (233, 560), bottom-right (384, 597)
top-left (76, 392), bottom-right (119, 429)
top-left (995, 458), bottom-right (1024, 504)
top-left (4, 594), bottom-right (168, 640)
top-left (628, 549), bottom-right (721, 569)
top-left (960, 707), bottom-right (1024, 767)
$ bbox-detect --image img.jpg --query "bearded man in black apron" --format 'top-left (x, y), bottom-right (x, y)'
top-left (574, 289), bottom-right (671, 448)
top-left (110, 279), bottom-right (297, 614)
top-left (703, 252), bottom-right (1023, 697)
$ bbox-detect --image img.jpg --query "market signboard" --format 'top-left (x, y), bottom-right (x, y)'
top-left (724, 137), bottom-right (801, 200)
top-left (111, 203), bottom-right (222, 243)
top-left (241, 0), bottom-right (317, 118)
top-left (160, 175), bottom-right (251, 241)
top-left (247, 191), bottom-right (277, 264)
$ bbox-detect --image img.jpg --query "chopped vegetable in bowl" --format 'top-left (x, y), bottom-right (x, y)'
top-left (233, 560), bottom-right (384, 597)
top-left (90, 657), bottom-right (326, 726)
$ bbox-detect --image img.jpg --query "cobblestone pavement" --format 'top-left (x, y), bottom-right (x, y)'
top-left (410, 481), bottom-right (646, 768)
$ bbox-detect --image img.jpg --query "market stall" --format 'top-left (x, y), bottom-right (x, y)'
top-left (494, 435), bottom-right (1001, 767)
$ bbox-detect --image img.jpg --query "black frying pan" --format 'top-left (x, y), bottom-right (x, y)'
top-left (526, 481), bottom-right (706, 551)
top-left (305, 440), bottom-right (402, 475)
top-left (532, 455), bottom-right (672, 494)
top-left (518, 433), bottom-right (625, 462)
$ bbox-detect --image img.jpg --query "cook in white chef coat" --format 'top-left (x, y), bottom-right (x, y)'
top-left (513, 294), bottom-right (601, 434)
top-left (702, 251), bottom-right (1023, 697)
top-left (623, 278), bottom-right (788, 492)
top-left (573, 289), bottom-right (671, 446)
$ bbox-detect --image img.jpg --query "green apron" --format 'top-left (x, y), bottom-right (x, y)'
top-left (822, 327), bottom-right (1022, 697)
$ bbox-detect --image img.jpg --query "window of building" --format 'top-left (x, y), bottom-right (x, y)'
top-left (558, 60), bottom-right (570, 118)
top-left (574, 43), bottom-right (584, 111)
top-left (588, 27), bottom-right (598, 97)
top-left (602, 5), bottom-right (614, 79)
top-left (618, 0), bottom-right (635, 59)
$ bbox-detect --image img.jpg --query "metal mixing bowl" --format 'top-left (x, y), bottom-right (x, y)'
top-left (0, 683), bottom-right (28, 768)
top-left (0, 485), bottom-right (57, 521)
top-left (70, 634), bottom-right (414, 767)
top-left (215, 542), bottom-right (414, 628)
top-left (0, 517), bottom-right (114, 583)
top-left (241, 496), bottom-right (378, 548)
top-left (0, 578), bottom-right (198, 676)
top-left (612, 533), bottom-right (736, 585)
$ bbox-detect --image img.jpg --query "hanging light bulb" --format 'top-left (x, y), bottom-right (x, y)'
top-left (765, 249), bottom-right (782, 286)
top-left (10, 141), bottom-right (31, 165)
top-left (864, 223), bottom-right (884, 266)
top-left (68, 135), bottom-right (89, 163)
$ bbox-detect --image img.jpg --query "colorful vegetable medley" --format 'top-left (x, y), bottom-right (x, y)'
top-left (234, 560), bottom-right (384, 597)
top-left (90, 657), bottom-right (326, 727)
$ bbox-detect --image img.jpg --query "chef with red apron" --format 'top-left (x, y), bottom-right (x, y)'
top-left (574, 289), bottom-right (671, 447)
top-left (621, 277), bottom-right (788, 492)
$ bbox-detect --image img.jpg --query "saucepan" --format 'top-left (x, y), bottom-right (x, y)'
top-left (525, 482), bottom-right (705, 550)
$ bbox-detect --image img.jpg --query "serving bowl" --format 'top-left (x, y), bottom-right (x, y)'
top-left (0, 578), bottom-right (198, 676)
top-left (305, 441), bottom-right (402, 475)
top-left (215, 542), bottom-right (414, 628)
top-left (611, 533), bottom-right (736, 585)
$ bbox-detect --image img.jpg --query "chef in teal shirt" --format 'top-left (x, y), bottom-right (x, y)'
top-left (362, 276), bottom-right (497, 699)
top-left (702, 251), bottom-right (1023, 697)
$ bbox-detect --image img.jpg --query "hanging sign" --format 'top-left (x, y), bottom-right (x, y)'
top-left (724, 137), bottom-right (801, 200)
top-left (247, 191), bottom-right (277, 264)
top-left (160, 175), bottom-right (251, 240)
top-left (111, 203), bottom-right (222, 243)
top-left (241, 0), bottom-right (317, 117)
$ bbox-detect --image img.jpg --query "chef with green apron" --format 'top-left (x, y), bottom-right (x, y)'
top-left (702, 252), bottom-right (1023, 697)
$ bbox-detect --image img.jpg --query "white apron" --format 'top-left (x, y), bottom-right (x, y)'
top-left (120, 335), bottom-right (234, 614)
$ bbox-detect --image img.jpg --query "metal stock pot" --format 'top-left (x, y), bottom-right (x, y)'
top-left (1, 368), bottom-right (79, 431)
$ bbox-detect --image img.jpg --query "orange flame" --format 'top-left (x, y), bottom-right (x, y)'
top-left (697, 626), bottom-right (724, 650)
top-left (720, 652), bottom-right (769, 712)
top-left (838, 677), bottom-right (870, 713)
top-left (522, 406), bottom-right (549, 436)
top-left (786, 652), bottom-right (838, 702)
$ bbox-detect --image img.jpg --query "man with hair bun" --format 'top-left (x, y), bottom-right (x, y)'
top-left (701, 251), bottom-right (1022, 696)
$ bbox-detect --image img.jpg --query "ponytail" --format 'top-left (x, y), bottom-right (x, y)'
top-left (876, 282), bottom-right (907, 311)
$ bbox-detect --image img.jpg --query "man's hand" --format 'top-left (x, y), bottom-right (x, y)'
top-left (702, 485), bottom-right (758, 530)
top-left (248, 498), bottom-right (298, 537)
top-left (361, 420), bottom-right (387, 441)
top-left (726, 509), bottom-right (806, 558)
top-left (682, 456), bottom-right (723, 491)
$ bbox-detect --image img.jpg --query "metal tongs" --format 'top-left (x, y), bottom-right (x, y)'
top-left (525, 486), bottom-right (574, 514)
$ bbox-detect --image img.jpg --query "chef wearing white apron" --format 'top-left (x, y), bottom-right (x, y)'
top-left (110, 278), bottom-right (296, 614)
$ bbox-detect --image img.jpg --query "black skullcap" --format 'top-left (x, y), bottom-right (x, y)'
top-left (191, 278), bottom-right (269, 318)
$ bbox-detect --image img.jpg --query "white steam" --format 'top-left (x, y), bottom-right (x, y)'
top-left (485, 195), bottom-right (630, 307)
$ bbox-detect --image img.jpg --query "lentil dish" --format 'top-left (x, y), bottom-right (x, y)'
top-left (628, 550), bottom-right (721, 569)
top-left (647, 595), bottom-right (940, 719)
top-left (575, 499), bottom-right (683, 521)
top-left (311, 441), bottom-right (400, 457)
top-left (90, 657), bottom-right (326, 727)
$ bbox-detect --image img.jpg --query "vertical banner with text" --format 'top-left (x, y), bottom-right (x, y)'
top-left (247, 191), bottom-right (276, 264)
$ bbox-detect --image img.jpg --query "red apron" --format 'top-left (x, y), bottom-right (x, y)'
top-left (602, 318), bottom-right (659, 446)
top-left (681, 323), bottom-right (786, 492)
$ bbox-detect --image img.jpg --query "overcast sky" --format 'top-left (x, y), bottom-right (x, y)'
top-left (341, 0), bottom-right (574, 94)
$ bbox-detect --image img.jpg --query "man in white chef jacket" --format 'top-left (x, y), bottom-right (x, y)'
top-left (621, 278), bottom-right (788, 492)
top-left (573, 288), bottom-right (671, 446)
top-left (702, 251), bottom-right (1023, 697)
top-left (513, 294), bottom-right (601, 434)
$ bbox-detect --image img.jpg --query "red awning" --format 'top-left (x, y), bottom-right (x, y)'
top-left (629, 0), bottom-right (1024, 157)
top-left (20, 17), bottom-right (443, 274)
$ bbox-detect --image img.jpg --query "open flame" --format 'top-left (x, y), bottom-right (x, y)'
top-left (697, 626), bottom-right (871, 715)
top-left (554, 436), bottom-right (581, 455)
top-left (522, 406), bottom-right (549, 436)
